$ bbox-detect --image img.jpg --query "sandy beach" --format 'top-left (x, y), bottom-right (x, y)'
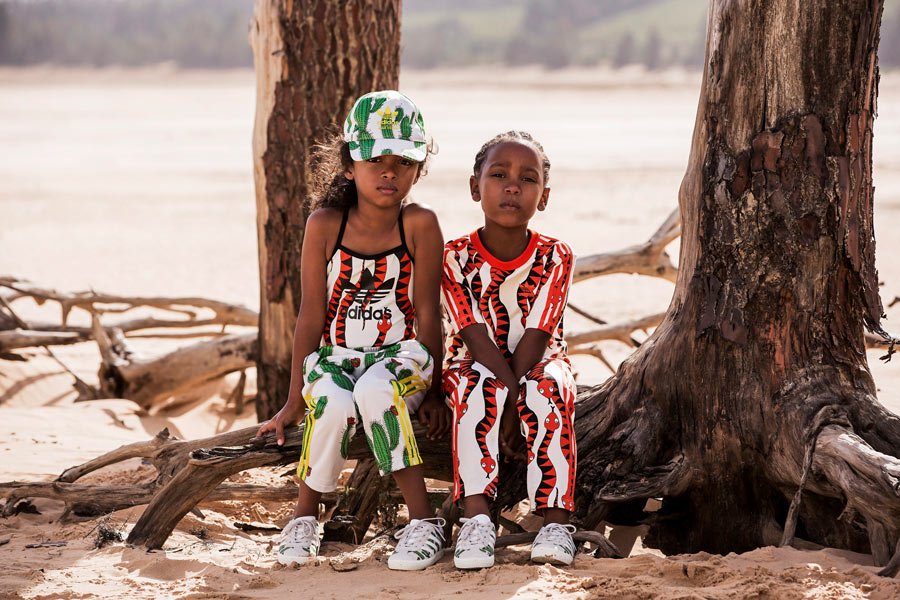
top-left (2, 66), bottom-right (900, 599)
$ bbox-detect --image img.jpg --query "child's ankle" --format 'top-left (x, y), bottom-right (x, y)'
top-left (541, 507), bottom-right (570, 526)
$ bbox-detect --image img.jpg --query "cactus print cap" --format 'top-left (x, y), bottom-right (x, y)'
top-left (343, 90), bottom-right (428, 162)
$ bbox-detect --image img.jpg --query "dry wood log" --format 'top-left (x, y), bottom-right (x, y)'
top-left (0, 475), bottom-right (449, 525)
top-left (494, 529), bottom-right (621, 559)
top-left (0, 481), bottom-right (300, 520)
top-left (573, 208), bottom-right (680, 284)
top-left (91, 316), bottom-right (256, 408)
top-left (0, 277), bottom-right (257, 329)
top-left (126, 423), bottom-right (453, 549)
top-left (0, 329), bottom-right (85, 352)
top-left (1, 423), bottom-right (452, 523)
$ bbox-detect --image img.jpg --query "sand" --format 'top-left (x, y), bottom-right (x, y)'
top-left (2, 66), bottom-right (900, 599)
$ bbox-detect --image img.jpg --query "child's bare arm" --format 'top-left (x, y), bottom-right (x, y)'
top-left (458, 324), bottom-right (519, 395)
top-left (407, 204), bottom-right (451, 439)
top-left (511, 329), bottom-right (552, 380)
top-left (256, 209), bottom-right (334, 444)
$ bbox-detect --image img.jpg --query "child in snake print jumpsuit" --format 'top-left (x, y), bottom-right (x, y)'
top-left (442, 131), bottom-right (578, 569)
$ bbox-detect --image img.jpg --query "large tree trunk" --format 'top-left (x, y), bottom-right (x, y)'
top-left (250, 0), bottom-right (401, 420)
top-left (565, 0), bottom-right (900, 559)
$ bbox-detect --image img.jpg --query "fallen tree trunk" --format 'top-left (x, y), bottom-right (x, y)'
top-left (0, 481), bottom-right (301, 520)
top-left (92, 319), bottom-right (257, 409)
top-left (124, 423), bottom-right (451, 548)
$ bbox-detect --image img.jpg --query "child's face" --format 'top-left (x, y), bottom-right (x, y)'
top-left (346, 155), bottom-right (421, 208)
top-left (470, 141), bottom-right (549, 230)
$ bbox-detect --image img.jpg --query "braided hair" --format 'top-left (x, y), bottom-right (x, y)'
top-left (472, 130), bottom-right (551, 184)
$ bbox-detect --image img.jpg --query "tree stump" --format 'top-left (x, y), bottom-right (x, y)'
top-left (564, 0), bottom-right (900, 563)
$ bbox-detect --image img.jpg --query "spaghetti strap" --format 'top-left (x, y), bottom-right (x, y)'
top-left (331, 206), bottom-right (350, 256)
top-left (397, 205), bottom-right (408, 250)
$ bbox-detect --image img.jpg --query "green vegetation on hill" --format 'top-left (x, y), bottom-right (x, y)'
top-left (0, 0), bottom-right (253, 68)
top-left (1, 0), bottom-right (900, 71)
top-left (402, 0), bottom-right (699, 69)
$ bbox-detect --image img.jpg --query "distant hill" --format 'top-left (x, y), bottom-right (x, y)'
top-left (402, 0), bottom-right (707, 69)
top-left (1, 0), bottom-right (899, 71)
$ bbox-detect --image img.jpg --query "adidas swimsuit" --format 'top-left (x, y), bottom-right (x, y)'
top-left (297, 206), bottom-right (433, 492)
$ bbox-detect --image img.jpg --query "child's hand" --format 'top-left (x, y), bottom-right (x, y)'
top-left (498, 405), bottom-right (525, 462)
top-left (255, 399), bottom-right (303, 446)
top-left (416, 390), bottom-right (451, 441)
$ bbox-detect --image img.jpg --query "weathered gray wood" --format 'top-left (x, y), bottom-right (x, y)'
top-left (0, 481), bottom-right (300, 519)
top-left (573, 208), bottom-right (679, 283)
top-left (125, 423), bottom-right (452, 549)
top-left (495, 529), bottom-right (622, 559)
top-left (92, 319), bottom-right (257, 409)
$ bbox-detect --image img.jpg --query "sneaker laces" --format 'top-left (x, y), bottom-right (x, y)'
top-left (281, 517), bottom-right (318, 546)
top-left (394, 517), bottom-right (446, 550)
top-left (456, 517), bottom-right (496, 551)
top-left (535, 523), bottom-right (576, 547)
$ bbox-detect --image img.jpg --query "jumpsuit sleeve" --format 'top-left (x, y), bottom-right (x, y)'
top-left (524, 241), bottom-right (575, 334)
top-left (441, 242), bottom-right (484, 332)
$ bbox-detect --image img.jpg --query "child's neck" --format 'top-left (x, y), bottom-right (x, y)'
top-left (479, 223), bottom-right (530, 262)
top-left (352, 201), bottom-right (402, 233)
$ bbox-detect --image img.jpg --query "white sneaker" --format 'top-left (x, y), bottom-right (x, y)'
top-left (531, 523), bottom-right (577, 566)
top-left (388, 517), bottom-right (446, 571)
top-left (276, 515), bottom-right (320, 566)
top-left (453, 514), bottom-right (496, 569)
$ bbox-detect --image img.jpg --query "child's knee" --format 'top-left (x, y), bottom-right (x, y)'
top-left (522, 372), bottom-right (561, 401)
top-left (352, 375), bottom-right (397, 415)
top-left (308, 391), bottom-right (356, 426)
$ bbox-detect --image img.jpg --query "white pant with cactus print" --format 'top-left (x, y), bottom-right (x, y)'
top-left (297, 339), bottom-right (433, 493)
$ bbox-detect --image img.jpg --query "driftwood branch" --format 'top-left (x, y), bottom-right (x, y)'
top-left (808, 425), bottom-right (900, 567)
top-left (0, 277), bottom-right (257, 330)
top-left (0, 481), bottom-right (300, 519)
top-left (2, 277), bottom-right (260, 407)
top-left (126, 423), bottom-right (453, 549)
top-left (90, 316), bottom-right (256, 408)
top-left (573, 208), bottom-right (680, 283)
top-left (567, 313), bottom-right (666, 348)
top-left (494, 529), bottom-right (622, 558)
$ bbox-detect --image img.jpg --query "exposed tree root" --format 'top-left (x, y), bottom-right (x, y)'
top-left (809, 425), bottom-right (900, 566)
top-left (879, 539), bottom-right (900, 577)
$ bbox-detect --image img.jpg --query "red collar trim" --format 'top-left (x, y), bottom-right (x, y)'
top-left (470, 229), bottom-right (538, 270)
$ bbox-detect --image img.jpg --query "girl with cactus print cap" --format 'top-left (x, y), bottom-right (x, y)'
top-left (256, 90), bottom-right (451, 571)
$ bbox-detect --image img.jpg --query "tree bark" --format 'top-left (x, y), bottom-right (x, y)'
top-left (250, 0), bottom-right (402, 420)
top-left (564, 0), bottom-right (900, 558)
